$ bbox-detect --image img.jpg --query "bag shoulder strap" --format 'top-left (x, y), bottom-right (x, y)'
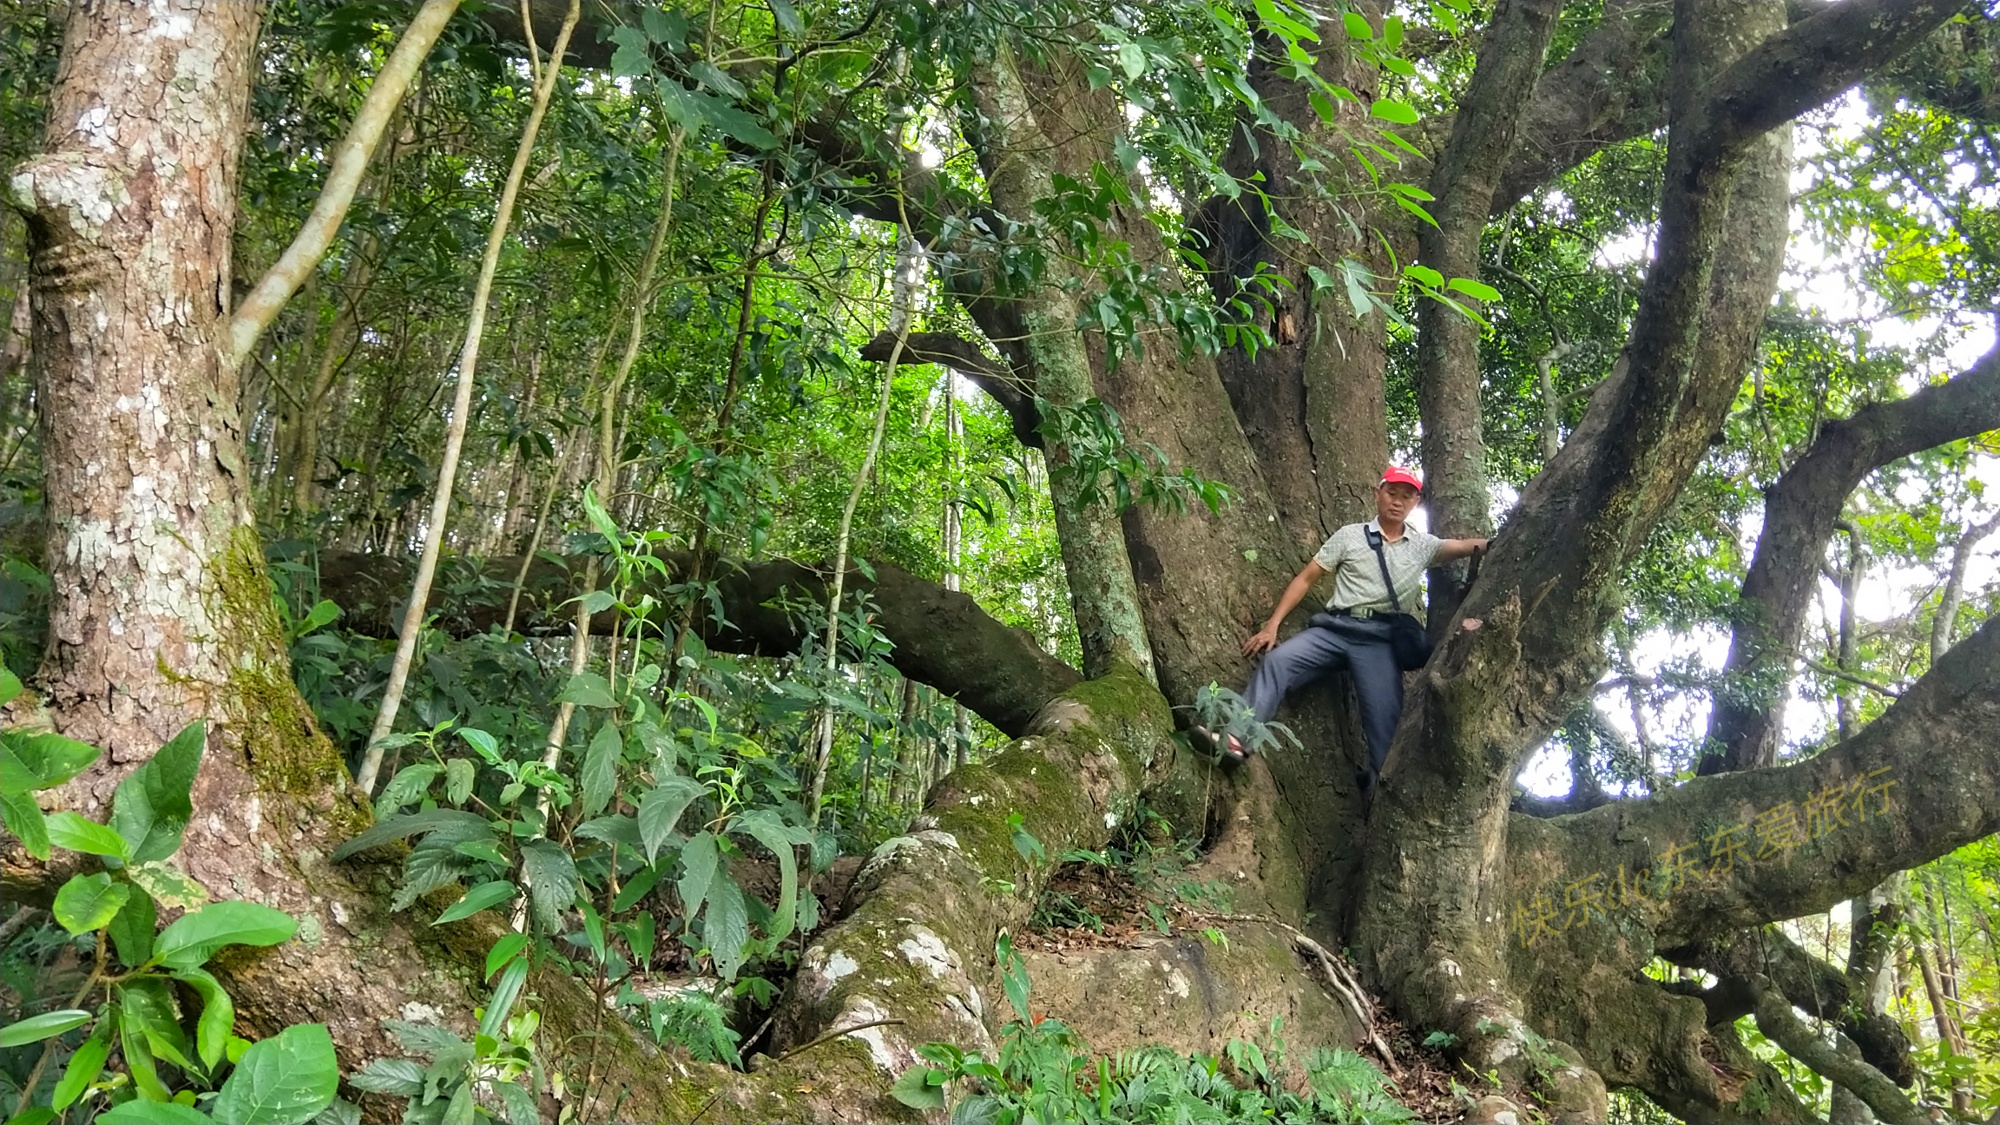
top-left (1364, 526), bottom-right (1403, 614)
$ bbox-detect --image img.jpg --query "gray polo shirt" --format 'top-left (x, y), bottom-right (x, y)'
top-left (1312, 519), bottom-right (1444, 614)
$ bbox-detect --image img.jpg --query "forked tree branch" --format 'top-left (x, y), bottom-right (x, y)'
top-left (225, 0), bottom-right (463, 370)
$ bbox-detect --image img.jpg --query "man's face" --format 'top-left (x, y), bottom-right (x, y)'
top-left (1376, 482), bottom-right (1420, 522)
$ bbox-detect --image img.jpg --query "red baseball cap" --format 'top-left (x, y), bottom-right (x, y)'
top-left (1380, 466), bottom-right (1423, 491)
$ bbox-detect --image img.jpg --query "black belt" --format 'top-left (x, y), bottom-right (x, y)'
top-left (1327, 606), bottom-right (1385, 619)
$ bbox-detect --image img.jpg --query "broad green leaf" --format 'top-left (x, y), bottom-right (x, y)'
top-left (52, 1031), bottom-right (109, 1109)
top-left (120, 1001), bottom-right (170, 1101)
top-left (608, 24), bottom-right (653, 79)
top-left (704, 873), bottom-right (751, 980)
top-left (558, 672), bottom-right (617, 709)
top-left (45, 811), bottom-right (129, 861)
top-left (519, 838), bottom-right (579, 934)
top-left (0, 667), bottom-right (18, 706)
top-left (444, 758), bottom-right (475, 806)
top-left (442, 1081), bottom-right (477, 1125)
top-left (2, 732), bottom-right (100, 793)
top-left (455, 727), bottom-right (500, 760)
top-left (109, 720), bottom-right (205, 864)
top-left (496, 1077), bottom-right (540, 1125)
top-left (99, 1102), bottom-right (212, 1124)
top-left (296, 600), bottom-right (340, 636)
top-left (612, 862), bottom-right (663, 912)
top-left (576, 813), bottom-right (642, 850)
top-left (330, 808), bottom-right (490, 861)
top-left (637, 776), bottom-right (702, 863)
top-left (173, 967), bottom-right (235, 1070)
top-left (53, 872), bottom-right (131, 934)
top-left (1342, 11), bottom-right (1373, 38)
top-left (1403, 263), bottom-right (1445, 288)
top-left (126, 860), bottom-right (208, 910)
top-left (108, 887), bottom-right (157, 967)
top-left (1, 787), bottom-right (49, 860)
top-left (482, 956), bottom-right (530, 1042)
top-left (733, 810), bottom-right (804, 947)
top-left (348, 1057), bottom-right (424, 1096)
top-left (153, 901), bottom-right (298, 970)
top-left (677, 830), bottom-right (720, 917)
top-left (0, 1009), bottom-right (93, 1047)
top-left (211, 1023), bottom-right (339, 1125)
top-left (1369, 98), bottom-right (1420, 124)
top-left (1116, 41), bottom-right (1145, 80)
top-left (1448, 276), bottom-right (1502, 302)
top-left (486, 933), bottom-right (529, 981)
top-left (891, 1066), bottom-right (946, 1110)
top-left (579, 721), bottom-right (620, 818)
top-left (768, 0), bottom-right (802, 36)
top-left (434, 880), bottom-right (516, 925)
top-left (120, 978), bottom-right (196, 1069)
top-left (579, 589), bottom-right (618, 615)
top-left (374, 762), bottom-right (440, 817)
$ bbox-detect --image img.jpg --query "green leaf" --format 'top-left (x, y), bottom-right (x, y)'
top-left (1, 732), bottom-right (100, 793)
top-left (0, 788), bottom-right (49, 860)
top-left (558, 672), bottom-right (617, 709)
top-left (612, 862), bottom-right (662, 912)
top-left (375, 762), bottom-right (440, 817)
top-left (0, 667), bottom-right (19, 706)
top-left (120, 997), bottom-right (169, 1101)
top-left (703, 873), bottom-right (751, 980)
top-left (733, 810), bottom-right (804, 947)
top-left (444, 758), bottom-right (475, 807)
top-left (121, 978), bottom-right (196, 1069)
top-left (348, 1058), bottom-right (425, 1097)
top-left (1116, 41), bottom-right (1145, 80)
top-left (486, 933), bottom-right (529, 981)
top-left (0, 1009), bottom-right (93, 1047)
top-left (1342, 11), bottom-right (1373, 38)
top-left (495, 1078), bottom-right (540, 1125)
top-left (677, 830), bottom-right (720, 917)
top-left (480, 957), bottom-right (529, 1041)
top-left (52, 1031), bottom-right (109, 1109)
top-left (434, 880), bottom-right (517, 925)
top-left (109, 720), bottom-right (205, 864)
top-left (211, 1023), bottom-right (339, 1125)
top-left (637, 776), bottom-right (702, 863)
top-left (520, 838), bottom-right (579, 934)
top-left (45, 811), bottom-right (129, 861)
top-left (1403, 263), bottom-right (1445, 289)
top-left (126, 860), bottom-right (208, 910)
top-left (455, 727), bottom-right (500, 761)
top-left (768, 0), bottom-right (802, 36)
top-left (174, 967), bottom-right (235, 1070)
top-left (1447, 276), bottom-right (1502, 302)
top-left (891, 1066), bottom-right (947, 1110)
top-left (1369, 98), bottom-right (1420, 124)
top-left (580, 721), bottom-right (620, 818)
top-left (99, 1103), bottom-right (212, 1124)
top-left (108, 887), bottom-right (157, 967)
top-left (296, 600), bottom-right (340, 637)
top-left (53, 872), bottom-right (131, 934)
top-left (442, 1081), bottom-right (476, 1125)
top-left (330, 808), bottom-right (491, 861)
top-left (153, 901), bottom-right (299, 970)
top-left (608, 24), bottom-right (653, 79)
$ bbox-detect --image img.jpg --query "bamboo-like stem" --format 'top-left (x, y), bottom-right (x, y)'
top-left (356, 0), bottom-right (580, 794)
top-left (225, 0), bottom-right (462, 369)
top-left (808, 213), bottom-right (916, 828)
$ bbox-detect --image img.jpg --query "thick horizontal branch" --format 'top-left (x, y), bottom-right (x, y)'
top-left (1554, 610), bottom-right (2000, 947)
top-left (312, 550), bottom-right (1079, 737)
top-left (1749, 976), bottom-right (1924, 1124)
top-left (860, 330), bottom-right (1042, 447)
top-left (1690, 0), bottom-right (1972, 160)
top-left (1664, 926), bottom-right (1915, 1083)
top-left (1704, 344), bottom-right (2000, 771)
top-left (1490, 0), bottom-right (1673, 213)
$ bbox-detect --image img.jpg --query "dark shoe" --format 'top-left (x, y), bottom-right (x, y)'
top-left (1191, 724), bottom-right (1248, 763)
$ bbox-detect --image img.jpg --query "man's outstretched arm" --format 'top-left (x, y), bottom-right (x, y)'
top-left (1244, 560), bottom-right (1329, 657)
top-left (1435, 537), bottom-right (1490, 563)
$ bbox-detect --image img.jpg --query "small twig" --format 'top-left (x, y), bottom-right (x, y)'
top-left (1801, 655), bottom-right (1904, 698)
top-left (1180, 911), bottom-right (1399, 1075)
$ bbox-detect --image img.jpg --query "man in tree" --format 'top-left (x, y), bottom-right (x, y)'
top-left (1196, 467), bottom-right (1488, 793)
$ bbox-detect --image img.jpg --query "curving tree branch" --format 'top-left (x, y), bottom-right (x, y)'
top-left (860, 330), bottom-right (1043, 447)
top-left (1704, 344), bottom-right (2000, 773)
top-left (311, 550), bottom-right (1080, 738)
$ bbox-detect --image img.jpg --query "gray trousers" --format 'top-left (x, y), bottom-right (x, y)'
top-left (1242, 613), bottom-right (1403, 776)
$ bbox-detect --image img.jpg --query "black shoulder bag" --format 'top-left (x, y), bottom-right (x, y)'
top-left (1365, 527), bottom-right (1434, 671)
